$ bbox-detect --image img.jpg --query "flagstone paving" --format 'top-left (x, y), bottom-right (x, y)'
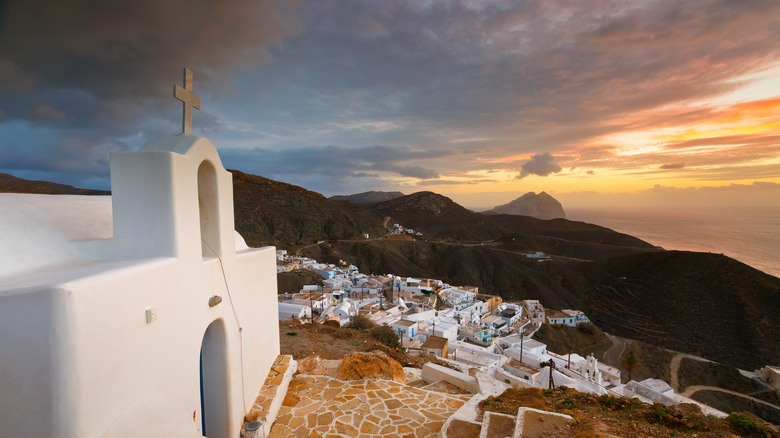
top-left (268, 375), bottom-right (472, 438)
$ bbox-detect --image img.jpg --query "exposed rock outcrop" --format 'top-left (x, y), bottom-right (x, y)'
top-left (487, 192), bottom-right (566, 219)
top-left (295, 351), bottom-right (406, 384)
top-left (339, 351), bottom-right (406, 384)
top-left (295, 355), bottom-right (342, 378)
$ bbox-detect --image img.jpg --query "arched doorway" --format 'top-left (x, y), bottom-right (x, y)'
top-left (197, 160), bottom-right (219, 257)
top-left (200, 319), bottom-right (229, 438)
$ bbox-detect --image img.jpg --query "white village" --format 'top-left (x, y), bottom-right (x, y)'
top-left (1, 69), bottom-right (777, 438)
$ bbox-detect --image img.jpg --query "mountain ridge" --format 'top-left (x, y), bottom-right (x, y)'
top-left (330, 190), bottom-right (405, 205)
top-left (0, 173), bottom-right (110, 195)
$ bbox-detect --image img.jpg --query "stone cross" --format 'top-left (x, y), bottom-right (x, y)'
top-left (173, 68), bottom-right (201, 134)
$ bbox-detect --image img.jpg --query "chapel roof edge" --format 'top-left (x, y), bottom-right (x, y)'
top-left (138, 133), bottom-right (218, 158)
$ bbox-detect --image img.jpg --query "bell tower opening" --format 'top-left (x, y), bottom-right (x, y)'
top-left (197, 160), bottom-right (219, 257)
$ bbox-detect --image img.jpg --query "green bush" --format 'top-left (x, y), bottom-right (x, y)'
top-left (649, 404), bottom-right (668, 423)
top-left (371, 324), bottom-right (401, 349)
top-left (285, 332), bottom-right (298, 337)
top-left (727, 413), bottom-right (761, 433)
top-left (557, 397), bottom-right (575, 409)
top-left (599, 394), bottom-right (617, 408)
top-left (346, 314), bottom-right (377, 330)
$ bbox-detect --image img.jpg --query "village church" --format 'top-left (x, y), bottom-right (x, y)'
top-left (0, 69), bottom-right (280, 437)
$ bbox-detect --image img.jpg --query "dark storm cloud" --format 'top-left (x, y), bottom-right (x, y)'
top-left (517, 153), bottom-right (562, 179)
top-left (0, 0), bottom-right (301, 102)
top-left (0, 0), bottom-right (301, 185)
top-left (219, 144), bottom-right (448, 181)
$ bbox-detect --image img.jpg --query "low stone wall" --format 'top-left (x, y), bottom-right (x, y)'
top-left (625, 381), bottom-right (678, 406)
top-left (493, 368), bottom-right (533, 389)
top-left (422, 363), bottom-right (480, 394)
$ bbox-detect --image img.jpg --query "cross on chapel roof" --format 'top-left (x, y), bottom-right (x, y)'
top-left (173, 68), bottom-right (201, 134)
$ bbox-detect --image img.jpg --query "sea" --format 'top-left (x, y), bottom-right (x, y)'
top-left (566, 206), bottom-right (780, 278)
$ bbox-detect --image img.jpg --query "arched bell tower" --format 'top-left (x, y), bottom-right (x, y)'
top-left (100, 68), bottom-right (235, 260)
top-left (105, 134), bottom-right (236, 260)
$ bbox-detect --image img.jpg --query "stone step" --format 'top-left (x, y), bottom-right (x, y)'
top-left (480, 411), bottom-right (516, 438)
top-left (440, 403), bottom-right (575, 438)
top-left (514, 407), bottom-right (573, 437)
top-left (442, 418), bottom-right (482, 438)
top-left (242, 355), bottom-right (297, 437)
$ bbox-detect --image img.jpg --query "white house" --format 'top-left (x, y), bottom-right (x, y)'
top-left (547, 310), bottom-right (577, 327)
top-left (323, 278), bottom-right (350, 289)
top-left (402, 307), bottom-right (437, 322)
top-left (482, 314), bottom-right (507, 330)
top-left (562, 309), bottom-right (591, 325)
top-left (278, 302), bottom-right (312, 320)
top-left (317, 301), bottom-right (356, 326)
top-left (394, 277), bottom-right (422, 294)
top-left (287, 296), bottom-right (330, 313)
top-left (0, 133), bottom-right (279, 437)
top-left (429, 321), bottom-right (459, 344)
top-left (441, 287), bottom-right (476, 307)
top-left (756, 366), bottom-right (780, 390)
top-left (497, 306), bottom-right (523, 325)
top-left (391, 319), bottom-right (420, 338)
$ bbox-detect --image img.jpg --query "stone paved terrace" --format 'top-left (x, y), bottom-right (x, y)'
top-left (269, 375), bottom-right (472, 437)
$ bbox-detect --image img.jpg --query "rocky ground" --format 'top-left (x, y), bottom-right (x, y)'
top-left (279, 320), bottom-right (439, 368)
top-left (480, 387), bottom-right (779, 438)
top-left (279, 321), bottom-right (780, 437)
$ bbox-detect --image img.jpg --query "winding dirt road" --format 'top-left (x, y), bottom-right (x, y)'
top-left (681, 386), bottom-right (780, 411)
top-left (602, 334), bottom-right (626, 370)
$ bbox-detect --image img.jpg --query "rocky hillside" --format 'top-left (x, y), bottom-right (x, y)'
top-left (581, 251), bottom-right (780, 371)
top-left (372, 191), bottom-right (653, 253)
top-left (330, 190), bottom-right (405, 205)
top-left (231, 170), bottom-right (386, 247)
top-left (486, 191), bottom-right (566, 219)
top-left (0, 173), bottom-right (109, 195)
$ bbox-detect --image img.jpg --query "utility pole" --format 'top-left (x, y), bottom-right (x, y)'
top-left (548, 360), bottom-right (556, 390)
top-left (520, 334), bottom-right (524, 363)
top-left (309, 288), bottom-right (314, 324)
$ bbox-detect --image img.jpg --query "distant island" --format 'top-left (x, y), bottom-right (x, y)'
top-left (485, 191), bottom-right (566, 219)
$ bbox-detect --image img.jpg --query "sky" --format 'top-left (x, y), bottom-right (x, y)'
top-left (1, 0), bottom-right (780, 210)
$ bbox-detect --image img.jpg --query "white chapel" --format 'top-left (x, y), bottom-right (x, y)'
top-left (0, 69), bottom-right (280, 437)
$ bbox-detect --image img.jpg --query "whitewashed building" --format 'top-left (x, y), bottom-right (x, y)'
top-left (0, 131), bottom-right (279, 437)
top-left (278, 303), bottom-right (312, 320)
